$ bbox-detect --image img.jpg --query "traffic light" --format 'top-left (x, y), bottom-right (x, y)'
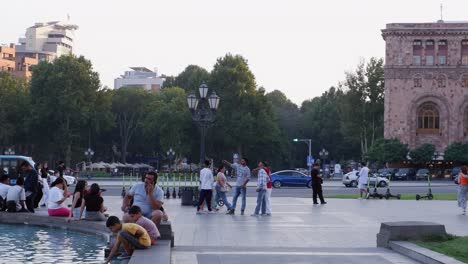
top-left (293, 138), bottom-right (298, 142)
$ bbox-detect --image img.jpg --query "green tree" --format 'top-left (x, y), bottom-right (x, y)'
top-left (366, 138), bottom-right (408, 164)
top-left (444, 142), bottom-right (468, 163)
top-left (111, 87), bottom-right (152, 163)
top-left (30, 55), bottom-right (102, 166)
top-left (409, 144), bottom-right (435, 166)
top-left (174, 65), bottom-right (210, 92)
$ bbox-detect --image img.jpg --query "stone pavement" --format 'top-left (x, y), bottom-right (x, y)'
top-left (102, 195), bottom-right (468, 264)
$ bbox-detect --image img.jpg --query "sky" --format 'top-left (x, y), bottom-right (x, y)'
top-left (3, 0), bottom-right (468, 105)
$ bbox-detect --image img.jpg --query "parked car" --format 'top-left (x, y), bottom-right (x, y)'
top-left (450, 167), bottom-right (461, 179)
top-left (342, 170), bottom-right (389, 188)
top-left (394, 168), bottom-right (416, 181)
top-left (377, 168), bottom-right (398, 178)
top-left (0, 155), bottom-right (36, 185)
top-left (415, 169), bottom-right (430, 180)
top-left (271, 170), bottom-right (312, 188)
top-left (48, 170), bottom-right (76, 186)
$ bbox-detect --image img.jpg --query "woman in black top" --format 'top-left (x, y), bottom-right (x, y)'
top-left (82, 183), bottom-right (106, 221)
top-left (67, 180), bottom-right (87, 222)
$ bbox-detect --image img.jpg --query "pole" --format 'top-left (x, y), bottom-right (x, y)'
top-left (308, 139), bottom-right (312, 174)
top-left (199, 124), bottom-right (206, 165)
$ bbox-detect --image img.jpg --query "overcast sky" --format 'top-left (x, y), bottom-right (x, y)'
top-left (3, 0), bottom-right (468, 105)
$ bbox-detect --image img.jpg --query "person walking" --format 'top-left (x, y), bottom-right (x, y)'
top-left (457, 165), bottom-right (468, 215)
top-left (223, 158), bottom-right (251, 215)
top-left (252, 161), bottom-right (268, 217)
top-left (213, 165), bottom-right (232, 212)
top-left (311, 163), bottom-right (326, 205)
top-left (197, 160), bottom-right (214, 214)
top-left (357, 162), bottom-right (369, 199)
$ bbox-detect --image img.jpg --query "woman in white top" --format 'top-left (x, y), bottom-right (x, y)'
top-left (38, 163), bottom-right (50, 207)
top-left (214, 165), bottom-right (232, 211)
top-left (48, 177), bottom-right (70, 217)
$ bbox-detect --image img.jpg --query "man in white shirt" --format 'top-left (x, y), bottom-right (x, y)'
top-left (0, 175), bottom-right (10, 210)
top-left (197, 160), bottom-right (214, 214)
top-left (6, 176), bottom-right (27, 212)
top-left (357, 162), bottom-right (369, 199)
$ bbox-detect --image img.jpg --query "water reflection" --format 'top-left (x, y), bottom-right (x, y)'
top-left (0, 224), bottom-right (106, 263)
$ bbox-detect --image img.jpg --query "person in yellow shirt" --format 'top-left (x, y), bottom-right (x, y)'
top-left (104, 216), bottom-right (150, 263)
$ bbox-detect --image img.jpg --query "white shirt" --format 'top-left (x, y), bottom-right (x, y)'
top-left (6, 185), bottom-right (25, 211)
top-left (48, 186), bottom-right (65, 209)
top-left (200, 168), bottom-right (214, 190)
top-left (358, 167), bottom-right (369, 184)
top-left (0, 183), bottom-right (10, 198)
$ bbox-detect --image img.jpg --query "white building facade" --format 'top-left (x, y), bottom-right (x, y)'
top-left (114, 67), bottom-right (164, 92)
top-left (16, 21), bottom-right (78, 62)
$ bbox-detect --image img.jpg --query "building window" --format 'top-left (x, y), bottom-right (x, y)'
top-left (462, 74), bottom-right (468, 88)
top-left (465, 109), bottom-right (468, 136)
top-left (413, 40), bottom-right (422, 66)
top-left (437, 75), bottom-right (447, 88)
top-left (438, 40), bottom-right (447, 65)
top-left (417, 102), bottom-right (440, 134)
top-left (462, 40), bottom-right (468, 65)
top-left (413, 74), bottom-right (422, 87)
top-left (425, 40), bottom-right (435, 66)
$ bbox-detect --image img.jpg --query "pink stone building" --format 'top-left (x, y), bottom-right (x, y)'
top-left (382, 21), bottom-right (468, 155)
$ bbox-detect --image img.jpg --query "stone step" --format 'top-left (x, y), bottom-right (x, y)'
top-left (129, 240), bottom-right (171, 264)
top-left (389, 241), bottom-right (464, 264)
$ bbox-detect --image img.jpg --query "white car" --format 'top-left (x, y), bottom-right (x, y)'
top-left (48, 170), bottom-right (76, 186)
top-left (342, 170), bottom-right (389, 188)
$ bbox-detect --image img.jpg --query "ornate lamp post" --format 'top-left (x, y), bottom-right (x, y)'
top-left (84, 148), bottom-right (94, 164)
top-left (167, 148), bottom-right (175, 172)
top-left (319, 148), bottom-right (329, 167)
top-left (187, 83), bottom-right (220, 165)
top-left (4, 148), bottom-right (15, 155)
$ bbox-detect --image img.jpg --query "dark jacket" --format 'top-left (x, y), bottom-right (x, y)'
top-left (24, 169), bottom-right (39, 193)
top-left (311, 168), bottom-right (322, 185)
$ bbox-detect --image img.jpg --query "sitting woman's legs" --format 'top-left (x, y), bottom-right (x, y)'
top-left (48, 207), bottom-right (70, 217)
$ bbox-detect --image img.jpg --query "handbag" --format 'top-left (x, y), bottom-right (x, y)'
top-left (220, 185), bottom-right (230, 193)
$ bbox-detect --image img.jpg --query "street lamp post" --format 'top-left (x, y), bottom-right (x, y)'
top-left (4, 148), bottom-right (15, 155)
top-left (319, 148), bottom-right (329, 170)
top-left (293, 138), bottom-right (312, 173)
top-left (84, 148), bottom-right (94, 165)
top-left (187, 83), bottom-right (220, 165)
top-left (167, 148), bottom-right (175, 172)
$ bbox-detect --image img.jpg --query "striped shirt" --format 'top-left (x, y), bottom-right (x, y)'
top-left (257, 169), bottom-right (269, 190)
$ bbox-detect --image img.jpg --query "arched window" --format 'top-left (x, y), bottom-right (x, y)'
top-left (462, 74), bottom-right (468, 88)
top-left (413, 74), bottom-right (422, 88)
top-left (417, 102), bottom-right (440, 134)
top-left (437, 74), bottom-right (446, 88)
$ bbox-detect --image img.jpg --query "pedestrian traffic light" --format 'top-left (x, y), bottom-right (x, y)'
top-left (293, 138), bottom-right (298, 142)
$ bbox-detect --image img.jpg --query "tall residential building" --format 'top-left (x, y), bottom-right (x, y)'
top-left (0, 43), bottom-right (38, 79)
top-left (114, 67), bottom-right (164, 92)
top-left (382, 21), bottom-right (468, 154)
top-left (0, 44), bottom-right (16, 73)
top-left (16, 20), bottom-right (78, 62)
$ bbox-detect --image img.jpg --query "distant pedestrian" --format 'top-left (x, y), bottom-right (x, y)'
top-left (311, 163), bottom-right (326, 205)
top-left (213, 165), bottom-right (232, 212)
top-left (357, 162), bottom-right (369, 199)
top-left (197, 160), bottom-right (214, 214)
top-left (223, 157), bottom-right (251, 215)
top-left (457, 165), bottom-right (468, 215)
top-left (252, 161), bottom-right (268, 217)
top-left (264, 164), bottom-right (273, 215)
top-left (56, 161), bottom-right (65, 178)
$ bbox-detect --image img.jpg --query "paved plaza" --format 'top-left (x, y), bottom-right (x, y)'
top-left (103, 195), bottom-right (467, 263)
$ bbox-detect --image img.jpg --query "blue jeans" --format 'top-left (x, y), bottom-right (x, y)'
top-left (254, 189), bottom-right (267, 215)
top-left (231, 186), bottom-right (247, 211)
top-left (215, 185), bottom-right (232, 210)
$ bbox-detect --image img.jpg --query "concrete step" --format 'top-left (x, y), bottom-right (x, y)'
top-left (389, 241), bottom-right (464, 264)
top-left (129, 240), bottom-right (171, 264)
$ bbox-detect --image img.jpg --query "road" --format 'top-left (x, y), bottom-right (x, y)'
top-left (87, 179), bottom-right (458, 198)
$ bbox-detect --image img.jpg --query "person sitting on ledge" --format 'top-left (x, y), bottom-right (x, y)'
top-left (48, 177), bottom-right (70, 217)
top-left (121, 171), bottom-right (167, 227)
top-left (128, 205), bottom-right (160, 245)
top-left (6, 176), bottom-right (28, 213)
top-left (81, 183), bottom-right (107, 221)
top-left (104, 216), bottom-right (151, 263)
top-left (0, 174), bottom-right (11, 211)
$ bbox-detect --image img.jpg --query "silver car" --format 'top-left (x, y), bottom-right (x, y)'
top-left (342, 170), bottom-right (389, 188)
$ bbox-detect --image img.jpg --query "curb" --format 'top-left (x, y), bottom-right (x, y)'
top-left (389, 241), bottom-right (465, 264)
